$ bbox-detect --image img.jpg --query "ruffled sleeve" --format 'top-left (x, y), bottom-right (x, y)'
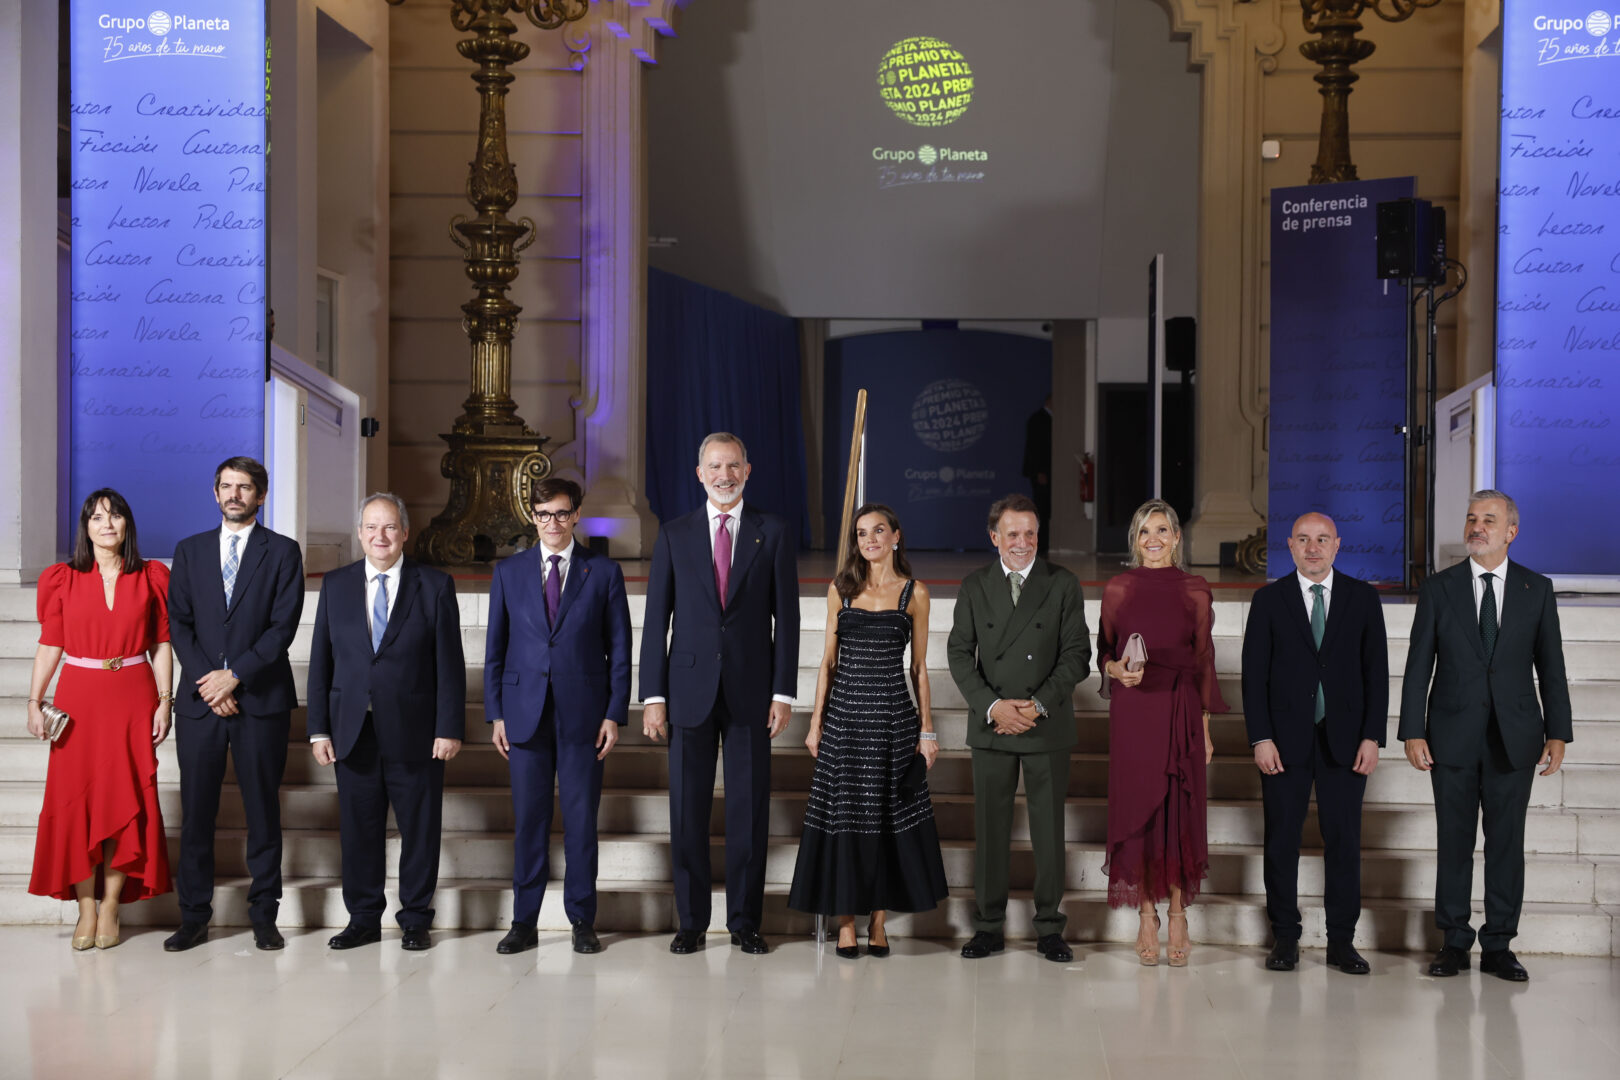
top-left (36, 563), bottom-right (74, 648)
top-left (144, 561), bottom-right (172, 645)
top-left (1186, 574), bottom-right (1228, 713)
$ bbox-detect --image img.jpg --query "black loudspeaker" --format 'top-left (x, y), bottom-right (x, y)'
top-left (1376, 198), bottom-right (1440, 282)
top-left (1165, 317), bottom-right (1196, 374)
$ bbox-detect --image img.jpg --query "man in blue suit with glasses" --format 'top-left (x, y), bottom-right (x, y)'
top-left (487, 478), bottom-right (632, 955)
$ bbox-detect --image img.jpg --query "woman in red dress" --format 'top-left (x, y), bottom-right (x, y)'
top-left (26, 489), bottom-right (174, 949)
top-left (1099, 499), bottom-right (1225, 967)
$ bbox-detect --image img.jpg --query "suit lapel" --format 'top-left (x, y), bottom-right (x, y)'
top-left (1493, 560), bottom-right (1532, 658)
top-left (977, 562), bottom-right (1015, 653)
top-left (1318, 574), bottom-right (1351, 656)
top-left (1282, 575), bottom-right (1317, 653)
top-left (376, 560), bottom-right (419, 654)
top-left (724, 507), bottom-right (763, 610)
top-left (552, 545), bottom-right (591, 635)
top-left (342, 561), bottom-right (369, 650)
top-left (997, 558), bottom-right (1046, 647)
top-left (226, 526), bottom-right (269, 615)
top-left (1447, 562), bottom-right (1487, 661)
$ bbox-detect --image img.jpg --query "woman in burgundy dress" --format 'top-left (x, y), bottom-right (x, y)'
top-left (1099, 499), bottom-right (1225, 967)
top-left (26, 489), bottom-right (174, 949)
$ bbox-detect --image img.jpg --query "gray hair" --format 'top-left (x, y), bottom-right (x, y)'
top-left (1467, 489), bottom-right (1519, 528)
top-left (357, 491), bottom-right (410, 531)
top-left (1125, 498), bottom-right (1186, 570)
top-left (697, 431), bottom-right (748, 466)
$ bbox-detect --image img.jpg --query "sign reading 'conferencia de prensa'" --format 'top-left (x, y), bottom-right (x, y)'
top-left (1497, 1), bottom-right (1620, 575)
top-left (70, 2), bottom-right (267, 552)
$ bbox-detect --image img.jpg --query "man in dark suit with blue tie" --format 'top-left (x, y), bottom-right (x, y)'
top-left (640, 433), bottom-right (800, 955)
top-left (165, 457), bottom-right (305, 953)
top-left (1400, 490), bottom-right (1571, 982)
top-left (305, 493), bottom-right (466, 951)
top-left (486, 478), bottom-right (632, 955)
top-left (1242, 512), bottom-right (1388, 975)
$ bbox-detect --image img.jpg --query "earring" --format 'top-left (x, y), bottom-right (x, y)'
top-left (893, 544), bottom-right (899, 551)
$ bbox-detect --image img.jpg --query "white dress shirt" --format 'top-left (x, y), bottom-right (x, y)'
top-left (1298, 568), bottom-right (1334, 619)
top-left (220, 521), bottom-right (256, 570)
top-left (538, 538), bottom-right (576, 593)
top-left (1468, 556), bottom-right (1507, 627)
top-left (312, 557), bottom-right (402, 743)
top-left (645, 498), bottom-right (792, 708)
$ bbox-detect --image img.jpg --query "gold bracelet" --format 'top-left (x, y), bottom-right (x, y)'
top-left (157, 691), bottom-right (174, 702)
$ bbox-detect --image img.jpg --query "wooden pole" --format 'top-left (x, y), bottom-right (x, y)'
top-left (834, 389), bottom-right (868, 570)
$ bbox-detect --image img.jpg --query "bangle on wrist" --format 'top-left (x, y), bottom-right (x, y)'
top-left (918, 731), bottom-right (938, 742)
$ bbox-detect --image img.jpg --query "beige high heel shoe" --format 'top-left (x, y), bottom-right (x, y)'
top-left (1167, 911), bottom-right (1190, 967)
top-left (72, 909), bottom-right (96, 951)
top-left (1136, 912), bottom-right (1160, 966)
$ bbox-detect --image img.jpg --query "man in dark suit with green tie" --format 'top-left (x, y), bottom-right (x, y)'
top-left (1399, 490), bottom-right (1572, 982)
top-left (948, 494), bottom-right (1091, 963)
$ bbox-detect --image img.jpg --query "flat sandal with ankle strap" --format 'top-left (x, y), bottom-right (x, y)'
top-left (1136, 912), bottom-right (1160, 966)
top-left (1167, 911), bottom-right (1190, 967)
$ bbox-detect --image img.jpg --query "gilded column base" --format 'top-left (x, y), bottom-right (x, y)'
top-left (414, 433), bottom-right (552, 565)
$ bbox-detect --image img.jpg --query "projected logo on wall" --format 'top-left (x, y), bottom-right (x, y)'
top-left (871, 36), bottom-right (989, 189)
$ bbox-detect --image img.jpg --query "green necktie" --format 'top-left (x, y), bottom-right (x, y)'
top-left (1310, 583), bottom-right (1326, 723)
top-left (1009, 571), bottom-right (1023, 606)
top-left (1480, 572), bottom-right (1498, 661)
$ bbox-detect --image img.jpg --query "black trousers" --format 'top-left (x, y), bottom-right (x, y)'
top-left (174, 708), bottom-right (289, 925)
top-left (668, 694), bottom-right (771, 933)
top-left (334, 714), bottom-right (445, 931)
top-left (1261, 723), bottom-right (1367, 944)
top-left (1430, 719), bottom-right (1536, 953)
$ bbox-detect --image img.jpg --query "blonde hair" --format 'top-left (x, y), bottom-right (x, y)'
top-left (1126, 499), bottom-right (1186, 570)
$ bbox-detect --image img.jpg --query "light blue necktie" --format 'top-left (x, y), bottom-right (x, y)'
top-left (371, 574), bottom-right (388, 653)
top-left (222, 533), bottom-right (240, 609)
top-left (1310, 583), bottom-right (1326, 723)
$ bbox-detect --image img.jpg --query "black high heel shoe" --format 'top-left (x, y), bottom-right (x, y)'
top-left (867, 930), bottom-right (890, 958)
top-left (835, 937), bottom-right (860, 960)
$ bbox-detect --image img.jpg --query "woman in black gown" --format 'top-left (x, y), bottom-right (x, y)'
top-left (788, 504), bottom-right (948, 957)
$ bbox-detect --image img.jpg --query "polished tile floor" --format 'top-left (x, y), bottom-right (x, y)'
top-left (2, 926), bottom-right (1616, 1080)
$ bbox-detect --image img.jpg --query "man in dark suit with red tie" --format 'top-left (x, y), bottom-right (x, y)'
top-left (1242, 512), bottom-right (1388, 974)
top-left (165, 457), bottom-right (305, 953)
top-left (485, 478), bottom-right (632, 955)
top-left (1400, 490), bottom-right (1572, 982)
top-left (639, 433), bottom-right (800, 955)
top-left (306, 493), bottom-right (465, 951)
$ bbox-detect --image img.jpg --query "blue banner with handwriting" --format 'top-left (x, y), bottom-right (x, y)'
top-left (70, 1), bottom-right (267, 552)
top-left (1267, 177), bottom-right (1412, 582)
top-left (1496, 2), bottom-right (1620, 574)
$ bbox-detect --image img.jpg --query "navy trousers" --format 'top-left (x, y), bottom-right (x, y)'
top-left (334, 715), bottom-right (444, 931)
top-left (508, 700), bottom-right (607, 928)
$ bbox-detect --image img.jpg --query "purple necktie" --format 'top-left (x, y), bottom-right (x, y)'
top-left (714, 513), bottom-right (731, 609)
top-left (545, 554), bottom-right (562, 625)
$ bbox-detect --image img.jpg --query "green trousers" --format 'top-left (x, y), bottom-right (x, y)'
top-left (970, 746), bottom-right (1071, 937)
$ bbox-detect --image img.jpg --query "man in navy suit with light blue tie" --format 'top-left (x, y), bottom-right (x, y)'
top-left (640, 432), bottom-right (800, 955)
top-left (487, 478), bottom-right (632, 955)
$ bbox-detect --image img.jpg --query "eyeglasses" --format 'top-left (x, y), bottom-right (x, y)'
top-left (532, 510), bottom-right (576, 524)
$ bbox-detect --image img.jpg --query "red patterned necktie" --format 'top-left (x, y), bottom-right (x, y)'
top-left (714, 513), bottom-right (731, 609)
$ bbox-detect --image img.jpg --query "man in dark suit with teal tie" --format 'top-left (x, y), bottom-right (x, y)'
top-left (948, 494), bottom-right (1091, 963)
top-left (1399, 490), bottom-right (1572, 981)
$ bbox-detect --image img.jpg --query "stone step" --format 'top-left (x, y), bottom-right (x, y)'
top-left (0, 780), bottom-right (1592, 854)
top-left (0, 823), bottom-right (1607, 907)
top-left (0, 875), bottom-right (1613, 956)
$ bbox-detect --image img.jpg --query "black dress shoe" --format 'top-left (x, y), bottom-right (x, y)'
top-left (1036, 934), bottom-right (1074, 963)
top-left (669, 929), bottom-right (705, 954)
top-left (328, 925), bottom-right (382, 950)
top-left (401, 926), bottom-right (431, 951)
top-left (164, 922), bottom-right (209, 953)
top-left (1428, 946), bottom-right (1470, 977)
top-left (251, 922), bottom-right (285, 951)
top-left (1265, 939), bottom-right (1299, 971)
top-left (731, 928), bottom-right (769, 954)
top-left (1480, 949), bottom-right (1529, 982)
top-left (1325, 942), bottom-right (1370, 974)
top-left (572, 923), bottom-right (602, 954)
top-left (496, 925), bottom-right (539, 954)
top-left (960, 931), bottom-right (1005, 959)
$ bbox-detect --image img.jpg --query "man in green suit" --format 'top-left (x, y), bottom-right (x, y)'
top-left (948, 494), bottom-right (1092, 962)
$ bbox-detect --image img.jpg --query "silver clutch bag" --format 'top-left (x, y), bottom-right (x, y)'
top-left (40, 702), bottom-right (70, 742)
top-left (1122, 633), bottom-right (1149, 672)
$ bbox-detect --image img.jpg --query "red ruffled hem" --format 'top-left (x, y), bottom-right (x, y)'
top-left (29, 785), bottom-right (172, 903)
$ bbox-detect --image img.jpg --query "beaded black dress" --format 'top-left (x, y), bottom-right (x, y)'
top-left (788, 581), bottom-right (949, 916)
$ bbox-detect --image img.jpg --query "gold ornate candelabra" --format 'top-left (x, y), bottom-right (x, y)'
top-left (1299, 0), bottom-right (1441, 184)
top-left (386, 0), bottom-right (589, 563)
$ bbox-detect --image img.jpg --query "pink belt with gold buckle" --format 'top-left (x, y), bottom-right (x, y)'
top-left (61, 653), bottom-right (148, 672)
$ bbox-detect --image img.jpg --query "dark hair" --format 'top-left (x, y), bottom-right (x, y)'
top-left (531, 477), bottom-right (584, 513)
top-left (986, 493), bottom-right (1040, 534)
top-left (70, 488), bottom-right (144, 574)
top-left (213, 456), bottom-right (269, 495)
top-left (833, 503), bottom-right (912, 602)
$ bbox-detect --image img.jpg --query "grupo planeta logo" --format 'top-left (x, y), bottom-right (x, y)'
top-left (877, 36), bottom-right (974, 128)
top-left (147, 10), bottom-right (172, 35)
top-left (1587, 9), bottom-right (1614, 34)
top-left (911, 378), bottom-right (989, 453)
top-left (1532, 10), bottom-right (1615, 34)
